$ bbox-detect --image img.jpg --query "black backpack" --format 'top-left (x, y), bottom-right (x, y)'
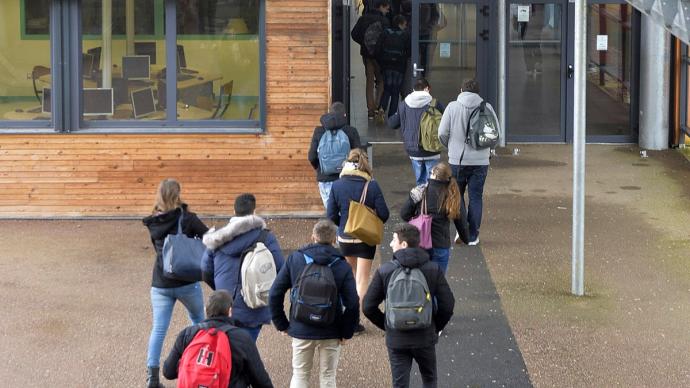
top-left (380, 28), bottom-right (407, 65)
top-left (290, 253), bottom-right (339, 327)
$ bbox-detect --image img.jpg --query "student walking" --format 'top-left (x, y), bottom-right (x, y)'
top-left (377, 15), bottom-right (410, 118)
top-left (400, 162), bottom-right (469, 273)
top-left (201, 193), bottom-right (284, 342)
top-left (438, 79), bottom-right (499, 246)
top-left (327, 148), bottom-right (389, 333)
top-left (142, 178), bottom-right (209, 388)
top-left (388, 78), bottom-right (444, 186)
top-left (269, 220), bottom-right (359, 388)
top-left (308, 102), bottom-right (362, 210)
top-left (163, 290), bottom-right (274, 388)
top-left (351, 0), bottom-right (391, 119)
top-left (363, 224), bottom-right (455, 388)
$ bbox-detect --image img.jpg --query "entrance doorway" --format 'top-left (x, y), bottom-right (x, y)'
top-left (506, 1), bottom-right (639, 142)
top-left (411, 0), bottom-right (493, 107)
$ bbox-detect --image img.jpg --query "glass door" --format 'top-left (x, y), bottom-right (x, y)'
top-left (507, 2), bottom-right (565, 141)
top-left (411, 0), bottom-right (490, 106)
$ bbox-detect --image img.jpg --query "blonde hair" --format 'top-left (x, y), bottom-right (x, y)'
top-left (346, 148), bottom-right (372, 176)
top-left (430, 163), bottom-right (461, 219)
top-left (153, 178), bottom-right (183, 214)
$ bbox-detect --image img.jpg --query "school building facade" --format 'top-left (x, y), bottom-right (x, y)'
top-left (0, 0), bottom-right (688, 217)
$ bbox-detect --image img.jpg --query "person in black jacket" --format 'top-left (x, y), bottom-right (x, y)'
top-left (142, 178), bottom-right (209, 388)
top-left (377, 15), bottom-right (410, 118)
top-left (351, 0), bottom-right (390, 119)
top-left (269, 219), bottom-right (359, 387)
top-left (307, 102), bottom-right (362, 210)
top-left (163, 290), bottom-right (273, 388)
top-left (363, 223), bottom-right (455, 388)
top-left (400, 162), bottom-right (469, 273)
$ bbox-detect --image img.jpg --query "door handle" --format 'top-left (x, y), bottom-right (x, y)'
top-left (413, 63), bottom-right (425, 77)
top-left (567, 64), bottom-right (574, 79)
top-left (480, 5), bottom-right (490, 17)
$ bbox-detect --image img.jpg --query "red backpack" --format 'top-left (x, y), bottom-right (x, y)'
top-left (177, 325), bottom-right (232, 388)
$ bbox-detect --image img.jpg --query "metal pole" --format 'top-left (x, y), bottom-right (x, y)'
top-left (572, 0), bottom-right (586, 296)
top-left (102, 0), bottom-right (112, 89)
top-left (126, 0), bottom-right (135, 55)
top-left (498, 0), bottom-right (506, 147)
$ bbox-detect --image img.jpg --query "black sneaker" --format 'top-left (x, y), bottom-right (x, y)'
top-left (353, 323), bottom-right (365, 335)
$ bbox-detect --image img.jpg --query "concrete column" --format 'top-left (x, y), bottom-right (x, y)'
top-left (498, 0), bottom-right (506, 147)
top-left (639, 16), bottom-right (670, 150)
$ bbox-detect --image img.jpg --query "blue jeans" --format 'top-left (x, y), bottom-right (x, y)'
top-left (380, 69), bottom-right (404, 117)
top-left (410, 158), bottom-right (440, 186)
top-left (242, 325), bottom-right (262, 342)
top-left (426, 248), bottom-right (450, 273)
top-left (451, 165), bottom-right (489, 242)
top-left (318, 181), bottom-right (333, 210)
top-left (147, 283), bottom-right (205, 367)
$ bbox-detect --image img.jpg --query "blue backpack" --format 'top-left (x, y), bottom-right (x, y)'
top-left (317, 128), bottom-right (350, 175)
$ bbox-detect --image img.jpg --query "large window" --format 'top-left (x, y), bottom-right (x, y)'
top-left (1, 1), bottom-right (52, 123)
top-left (3, 0), bottom-right (263, 131)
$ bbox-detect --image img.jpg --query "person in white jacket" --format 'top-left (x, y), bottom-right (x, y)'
top-left (437, 79), bottom-right (498, 246)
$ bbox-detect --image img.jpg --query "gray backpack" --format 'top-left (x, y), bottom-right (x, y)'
top-left (239, 230), bottom-right (277, 309)
top-left (385, 260), bottom-right (432, 331)
top-left (466, 101), bottom-right (499, 149)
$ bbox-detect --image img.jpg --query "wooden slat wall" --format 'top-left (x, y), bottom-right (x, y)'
top-left (0, 0), bottom-right (328, 217)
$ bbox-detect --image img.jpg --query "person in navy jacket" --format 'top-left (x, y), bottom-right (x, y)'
top-left (269, 219), bottom-right (359, 387)
top-left (327, 148), bottom-right (389, 333)
top-left (201, 193), bottom-right (284, 342)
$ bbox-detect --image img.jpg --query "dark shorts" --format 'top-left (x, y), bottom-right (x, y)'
top-left (339, 241), bottom-right (376, 260)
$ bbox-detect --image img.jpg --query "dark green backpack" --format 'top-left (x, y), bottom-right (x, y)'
top-left (419, 98), bottom-right (444, 152)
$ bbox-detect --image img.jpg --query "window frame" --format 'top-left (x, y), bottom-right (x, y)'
top-left (3, 0), bottom-right (265, 134)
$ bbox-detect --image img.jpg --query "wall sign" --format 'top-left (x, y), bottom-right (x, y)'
top-left (596, 35), bottom-right (608, 51)
top-left (517, 6), bottom-right (530, 22)
top-left (440, 43), bottom-right (451, 58)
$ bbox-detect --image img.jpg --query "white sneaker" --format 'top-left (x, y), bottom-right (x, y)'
top-left (468, 238), bottom-right (480, 246)
top-left (454, 232), bottom-right (461, 244)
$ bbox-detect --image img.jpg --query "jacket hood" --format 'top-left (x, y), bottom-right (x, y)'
top-left (202, 215), bottom-right (266, 251)
top-left (320, 112), bottom-right (347, 131)
top-left (457, 91), bottom-right (483, 109)
top-left (339, 166), bottom-right (372, 180)
top-left (142, 204), bottom-right (189, 240)
top-left (392, 247), bottom-right (430, 268)
top-left (299, 243), bottom-right (344, 265)
top-left (405, 90), bottom-right (433, 109)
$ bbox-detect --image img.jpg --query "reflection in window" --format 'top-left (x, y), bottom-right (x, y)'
top-left (176, 0), bottom-right (261, 120)
top-left (1, 2), bottom-right (51, 121)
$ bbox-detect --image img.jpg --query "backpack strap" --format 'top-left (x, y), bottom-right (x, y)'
top-left (359, 180), bottom-right (371, 204)
top-left (176, 208), bottom-right (184, 234)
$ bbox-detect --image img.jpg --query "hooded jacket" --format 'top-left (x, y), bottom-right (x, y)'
top-left (351, 9), bottom-right (391, 58)
top-left (400, 179), bottom-right (469, 248)
top-left (163, 316), bottom-right (273, 388)
top-left (327, 169), bottom-right (389, 241)
top-left (142, 204), bottom-right (209, 289)
top-left (388, 90), bottom-right (444, 159)
top-left (269, 243), bottom-right (359, 340)
top-left (201, 215), bottom-right (285, 328)
top-left (307, 112), bottom-right (362, 182)
top-left (438, 91), bottom-right (498, 166)
top-left (362, 248), bottom-right (455, 349)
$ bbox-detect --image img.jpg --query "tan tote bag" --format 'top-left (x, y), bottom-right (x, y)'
top-left (344, 180), bottom-right (384, 246)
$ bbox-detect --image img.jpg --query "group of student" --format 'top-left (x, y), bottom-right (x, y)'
top-left (142, 181), bottom-right (454, 388)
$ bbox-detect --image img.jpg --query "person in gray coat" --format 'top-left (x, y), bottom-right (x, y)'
top-left (437, 79), bottom-right (499, 246)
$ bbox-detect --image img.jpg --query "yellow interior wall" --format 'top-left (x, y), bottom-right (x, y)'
top-left (1, 2), bottom-right (259, 98)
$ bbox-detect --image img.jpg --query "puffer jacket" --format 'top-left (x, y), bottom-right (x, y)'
top-left (307, 112), bottom-right (362, 182)
top-left (269, 243), bottom-right (359, 340)
top-left (327, 169), bottom-right (389, 241)
top-left (363, 247), bottom-right (455, 349)
top-left (388, 90), bottom-right (444, 158)
top-left (201, 215), bottom-right (284, 328)
top-left (438, 91), bottom-right (498, 166)
top-left (400, 179), bottom-right (469, 248)
top-left (142, 204), bottom-right (208, 288)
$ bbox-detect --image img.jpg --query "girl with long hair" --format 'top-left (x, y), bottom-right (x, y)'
top-left (401, 162), bottom-right (469, 272)
top-left (142, 178), bottom-right (209, 388)
top-left (327, 149), bottom-right (389, 334)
